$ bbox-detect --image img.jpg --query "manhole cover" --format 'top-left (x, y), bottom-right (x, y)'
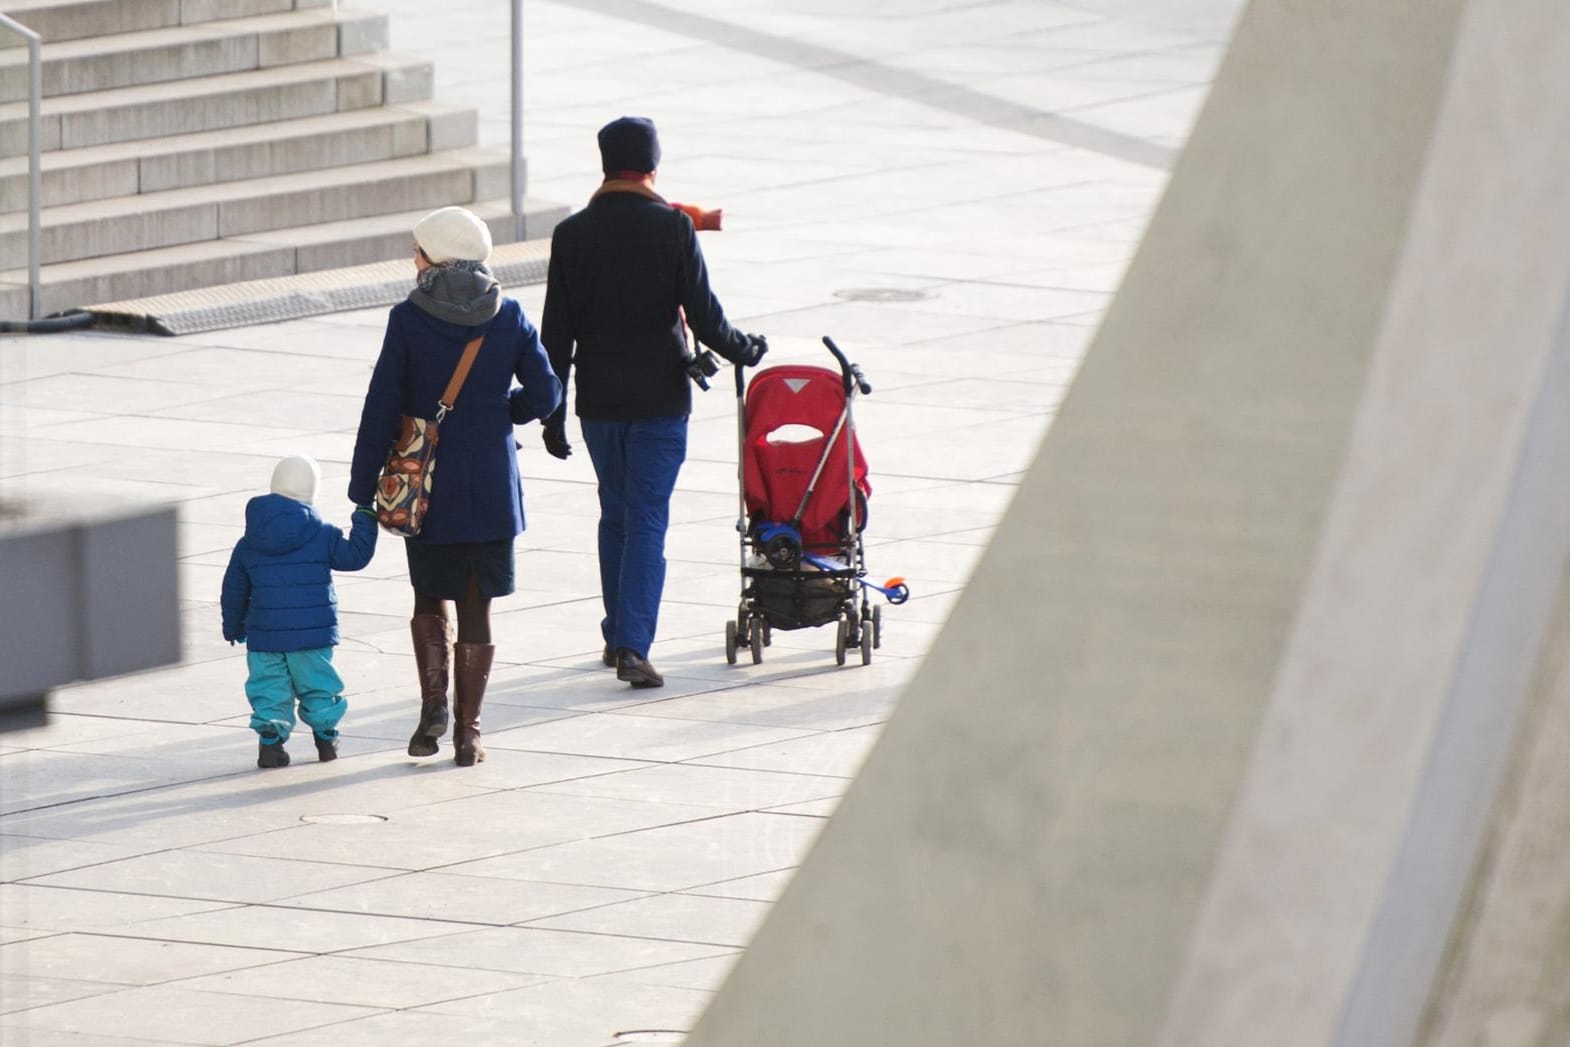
top-left (833, 287), bottom-right (933, 302)
top-left (300, 814), bottom-right (387, 825)
top-left (612, 1032), bottom-right (687, 1043)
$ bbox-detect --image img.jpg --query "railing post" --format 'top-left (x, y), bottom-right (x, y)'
top-left (511, 0), bottom-right (524, 242)
top-left (0, 14), bottom-right (42, 322)
top-left (26, 27), bottom-right (39, 321)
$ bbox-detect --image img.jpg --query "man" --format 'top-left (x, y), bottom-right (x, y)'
top-left (540, 115), bottom-right (767, 688)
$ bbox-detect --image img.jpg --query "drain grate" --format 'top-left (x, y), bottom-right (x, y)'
top-left (612, 1032), bottom-right (687, 1043)
top-left (87, 240), bottom-right (551, 336)
top-left (833, 287), bottom-right (934, 303)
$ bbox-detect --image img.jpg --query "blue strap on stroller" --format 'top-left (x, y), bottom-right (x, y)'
top-left (755, 522), bottom-right (909, 604)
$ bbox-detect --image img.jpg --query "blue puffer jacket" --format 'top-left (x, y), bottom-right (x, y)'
top-left (221, 495), bottom-right (378, 652)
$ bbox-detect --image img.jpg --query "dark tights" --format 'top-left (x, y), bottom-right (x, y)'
top-left (414, 572), bottom-right (492, 645)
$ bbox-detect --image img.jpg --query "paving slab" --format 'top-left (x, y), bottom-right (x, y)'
top-left (4, 983), bottom-right (377, 1042)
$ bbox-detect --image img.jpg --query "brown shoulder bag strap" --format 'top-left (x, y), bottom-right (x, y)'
top-left (435, 334), bottom-right (485, 420)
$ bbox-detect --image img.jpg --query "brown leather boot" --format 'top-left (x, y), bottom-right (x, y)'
top-left (407, 614), bottom-right (451, 757)
top-left (452, 642), bottom-right (494, 767)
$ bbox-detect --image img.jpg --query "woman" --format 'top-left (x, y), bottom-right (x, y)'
top-left (349, 206), bottom-right (561, 766)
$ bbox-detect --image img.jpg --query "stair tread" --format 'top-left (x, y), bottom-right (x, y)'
top-left (0, 55), bottom-right (426, 118)
top-left (4, 236), bottom-right (292, 281)
top-left (0, 0), bottom-right (178, 20)
top-left (4, 1), bottom-right (308, 45)
top-left (0, 106), bottom-right (444, 176)
top-left (233, 198), bottom-right (529, 247)
top-left (0, 197), bottom-right (562, 284)
top-left (0, 148), bottom-right (508, 231)
top-left (0, 9), bottom-right (340, 66)
top-left (2, 0), bottom-right (289, 16)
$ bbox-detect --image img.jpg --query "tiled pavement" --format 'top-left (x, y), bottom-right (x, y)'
top-left (0, 0), bottom-right (1240, 1042)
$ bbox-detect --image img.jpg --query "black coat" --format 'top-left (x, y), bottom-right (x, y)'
top-left (541, 189), bottom-right (749, 422)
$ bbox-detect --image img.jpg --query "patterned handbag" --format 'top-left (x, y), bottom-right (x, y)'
top-left (375, 334), bottom-right (485, 536)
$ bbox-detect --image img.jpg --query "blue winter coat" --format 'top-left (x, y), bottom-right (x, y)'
top-left (221, 496), bottom-right (378, 652)
top-left (348, 296), bottom-right (562, 544)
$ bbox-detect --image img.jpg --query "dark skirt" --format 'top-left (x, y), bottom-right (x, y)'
top-left (405, 537), bottom-right (516, 600)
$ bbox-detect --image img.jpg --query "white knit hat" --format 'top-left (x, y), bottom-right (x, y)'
top-left (270, 455), bottom-right (320, 505)
top-left (413, 206), bottom-right (493, 263)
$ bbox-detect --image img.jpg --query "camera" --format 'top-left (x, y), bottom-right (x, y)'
top-left (685, 348), bottom-right (720, 390)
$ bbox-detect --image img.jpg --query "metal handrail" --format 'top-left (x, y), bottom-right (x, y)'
top-left (0, 14), bottom-right (41, 321)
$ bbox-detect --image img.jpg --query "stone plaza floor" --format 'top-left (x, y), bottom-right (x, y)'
top-left (0, 0), bottom-right (1239, 1042)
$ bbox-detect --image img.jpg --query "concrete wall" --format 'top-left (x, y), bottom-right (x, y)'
top-left (1417, 560), bottom-right (1570, 1045)
top-left (683, 0), bottom-right (1570, 1043)
top-left (1160, 2), bottom-right (1570, 1039)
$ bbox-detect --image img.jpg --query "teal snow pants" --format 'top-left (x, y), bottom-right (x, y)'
top-left (245, 647), bottom-right (346, 746)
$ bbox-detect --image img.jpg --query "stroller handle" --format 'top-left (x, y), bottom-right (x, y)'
top-left (822, 336), bottom-right (873, 396)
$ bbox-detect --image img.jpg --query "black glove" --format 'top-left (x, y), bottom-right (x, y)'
top-left (739, 333), bottom-right (768, 368)
top-left (543, 421), bottom-right (572, 460)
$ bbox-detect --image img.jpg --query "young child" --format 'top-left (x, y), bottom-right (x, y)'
top-left (221, 455), bottom-right (377, 768)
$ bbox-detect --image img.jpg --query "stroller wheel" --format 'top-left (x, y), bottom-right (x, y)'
top-left (763, 621), bottom-right (773, 647)
top-left (872, 605), bottom-right (883, 650)
top-left (835, 617), bottom-right (849, 666)
top-left (860, 619), bottom-right (873, 665)
top-left (750, 616), bottom-right (764, 665)
top-left (725, 619), bottom-right (738, 665)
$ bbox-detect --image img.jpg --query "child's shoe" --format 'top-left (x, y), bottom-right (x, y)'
top-left (257, 737), bottom-right (290, 769)
top-left (314, 735), bottom-right (339, 762)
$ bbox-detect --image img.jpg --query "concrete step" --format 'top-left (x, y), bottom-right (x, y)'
top-left (84, 237), bottom-right (554, 335)
top-left (0, 54), bottom-right (432, 156)
top-left (1, 0), bottom-right (324, 45)
top-left (0, 102), bottom-right (476, 211)
top-left (0, 9), bottom-right (388, 102)
top-left (211, 196), bottom-right (567, 274)
top-left (0, 196), bottom-right (568, 317)
top-left (0, 148), bottom-right (515, 267)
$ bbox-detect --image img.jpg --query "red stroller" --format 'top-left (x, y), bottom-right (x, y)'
top-left (725, 336), bottom-right (908, 666)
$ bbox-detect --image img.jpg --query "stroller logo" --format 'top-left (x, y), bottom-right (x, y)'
top-left (784, 378), bottom-right (811, 393)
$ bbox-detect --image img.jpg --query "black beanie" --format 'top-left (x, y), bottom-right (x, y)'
top-left (598, 116), bottom-right (661, 174)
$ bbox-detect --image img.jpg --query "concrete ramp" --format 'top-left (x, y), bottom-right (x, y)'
top-left (683, 0), bottom-right (1570, 1043)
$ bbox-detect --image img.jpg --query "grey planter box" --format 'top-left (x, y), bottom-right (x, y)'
top-left (0, 497), bottom-right (180, 730)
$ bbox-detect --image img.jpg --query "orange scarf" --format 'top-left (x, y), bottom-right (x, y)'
top-left (592, 178), bottom-right (722, 231)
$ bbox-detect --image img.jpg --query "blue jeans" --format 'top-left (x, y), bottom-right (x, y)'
top-left (582, 416), bottom-right (688, 658)
top-left (245, 647), bottom-right (347, 745)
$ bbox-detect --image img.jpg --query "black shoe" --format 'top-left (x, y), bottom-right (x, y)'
top-left (314, 735), bottom-right (339, 762)
top-left (615, 648), bottom-right (664, 688)
top-left (257, 739), bottom-right (290, 769)
top-left (602, 643), bottom-right (615, 668)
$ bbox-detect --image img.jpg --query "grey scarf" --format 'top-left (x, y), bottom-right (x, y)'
top-left (409, 262), bottom-right (501, 326)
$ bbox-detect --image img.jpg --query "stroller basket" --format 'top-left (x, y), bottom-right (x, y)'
top-left (750, 568), bottom-right (860, 634)
top-left (723, 336), bottom-right (907, 667)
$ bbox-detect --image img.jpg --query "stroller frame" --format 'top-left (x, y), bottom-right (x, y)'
top-left (724, 336), bottom-right (906, 667)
